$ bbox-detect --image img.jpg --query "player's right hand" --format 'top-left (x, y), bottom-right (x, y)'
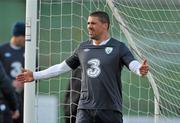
top-left (16, 69), bottom-right (34, 83)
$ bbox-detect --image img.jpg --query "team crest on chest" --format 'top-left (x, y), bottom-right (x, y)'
top-left (105, 47), bottom-right (113, 54)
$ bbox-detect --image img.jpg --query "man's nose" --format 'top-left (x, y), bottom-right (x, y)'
top-left (88, 23), bottom-right (92, 28)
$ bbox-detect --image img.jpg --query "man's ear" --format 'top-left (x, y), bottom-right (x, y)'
top-left (104, 23), bottom-right (109, 30)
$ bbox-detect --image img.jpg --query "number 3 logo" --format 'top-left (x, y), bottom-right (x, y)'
top-left (87, 58), bottom-right (101, 78)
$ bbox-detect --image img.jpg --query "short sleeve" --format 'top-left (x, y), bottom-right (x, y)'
top-left (120, 43), bottom-right (135, 69)
top-left (66, 48), bottom-right (80, 70)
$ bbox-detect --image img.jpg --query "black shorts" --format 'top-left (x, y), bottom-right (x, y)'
top-left (76, 109), bottom-right (123, 123)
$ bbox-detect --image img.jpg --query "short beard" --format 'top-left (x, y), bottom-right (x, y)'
top-left (89, 35), bottom-right (99, 40)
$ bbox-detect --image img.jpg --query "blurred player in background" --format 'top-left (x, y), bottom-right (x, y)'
top-left (64, 67), bottom-right (81, 123)
top-left (0, 62), bottom-right (19, 123)
top-left (0, 21), bottom-right (25, 123)
top-left (16, 11), bottom-right (149, 123)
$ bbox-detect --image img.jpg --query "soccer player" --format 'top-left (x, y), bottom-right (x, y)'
top-left (16, 11), bottom-right (149, 123)
top-left (0, 62), bottom-right (19, 123)
top-left (0, 21), bottom-right (25, 123)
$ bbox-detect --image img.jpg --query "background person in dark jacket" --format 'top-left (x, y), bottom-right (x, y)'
top-left (0, 21), bottom-right (25, 123)
top-left (0, 62), bottom-right (19, 123)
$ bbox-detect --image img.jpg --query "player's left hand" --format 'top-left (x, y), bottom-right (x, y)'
top-left (139, 59), bottom-right (149, 76)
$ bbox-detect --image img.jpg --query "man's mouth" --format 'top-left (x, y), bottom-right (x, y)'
top-left (89, 30), bottom-right (94, 35)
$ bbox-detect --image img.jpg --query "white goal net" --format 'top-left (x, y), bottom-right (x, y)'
top-left (26, 0), bottom-right (180, 123)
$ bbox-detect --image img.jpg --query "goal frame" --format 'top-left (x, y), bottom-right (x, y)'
top-left (24, 0), bottom-right (37, 123)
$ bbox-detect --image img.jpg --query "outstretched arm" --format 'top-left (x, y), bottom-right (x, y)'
top-left (16, 61), bottom-right (72, 83)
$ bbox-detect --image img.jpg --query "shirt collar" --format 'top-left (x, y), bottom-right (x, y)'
top-left (10, 43), bottom-right (22, 50)
top-left (92, 37), bottom-right (111, 46)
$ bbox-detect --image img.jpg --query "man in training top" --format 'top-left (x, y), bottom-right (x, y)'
top-left (16, 11), bottom-right (149, 123)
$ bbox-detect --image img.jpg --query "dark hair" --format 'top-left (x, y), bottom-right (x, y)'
top-left (12, 21), bottom-right (25, 36)
top-left (90, 11), bottom-right (110, 30)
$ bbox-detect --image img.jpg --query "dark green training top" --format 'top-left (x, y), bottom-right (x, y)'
top-left (66, 38), bottom-right (135, 112)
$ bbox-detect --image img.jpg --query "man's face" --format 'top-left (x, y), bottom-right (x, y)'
top-left (14, 36), bottom-right (25, 47)
top-left (87, 16), bottom-right (108, 40)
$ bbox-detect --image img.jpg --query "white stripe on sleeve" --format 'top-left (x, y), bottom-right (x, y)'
top-left (129, 60), bottom-right (141, 76)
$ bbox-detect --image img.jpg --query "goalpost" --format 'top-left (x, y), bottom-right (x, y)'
top-left (25, 0), bottom-right (180, 123)
top-left (24, 0), bottom-right (37, 123)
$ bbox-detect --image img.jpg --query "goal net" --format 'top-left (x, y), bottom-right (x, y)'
top-left (30, 0), bottom-right (180, 123)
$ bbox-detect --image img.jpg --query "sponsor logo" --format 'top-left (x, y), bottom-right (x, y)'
top-left (84, 48), bottom-right (90, 52)
top-left (87, 58), bottom-right (101, 78)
